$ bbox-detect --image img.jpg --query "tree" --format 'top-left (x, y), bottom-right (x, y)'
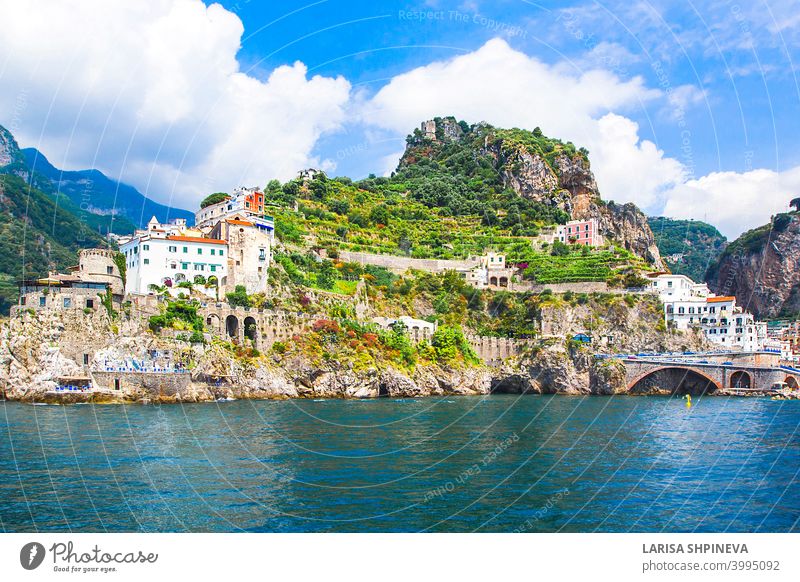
top-left (369, 204), bottom-right (390, 226)
top-left (200, 192), bottom-right (229, 208)
top-left (551, 240), bottom-right (571, 256)
top-left (226, 285), bottom-right (251, 308)
top-left (316, 261), bottom-right (336, 290)
top-left (790, 197), bottom-right (800, 212)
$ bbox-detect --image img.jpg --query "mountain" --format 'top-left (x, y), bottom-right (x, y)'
top-left (706, 210), bottom-right (800, 319)
top-left (648, 217), bottom-right (727, 281)
top-left (0, 173), bottom-right (110, 313)
top-left (398, 117), bottom-right (664, 266)
top-left (0, 124), bottom-right (193, 234)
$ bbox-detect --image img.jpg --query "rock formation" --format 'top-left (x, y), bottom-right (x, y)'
top-left (706, 212), bottom-right (800, 319)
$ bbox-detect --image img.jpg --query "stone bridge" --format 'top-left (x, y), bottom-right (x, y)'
top-left (616, 351), bottom-right (800, 394)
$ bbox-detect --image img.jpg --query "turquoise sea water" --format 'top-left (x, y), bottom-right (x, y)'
top-left (0, 395), bottom-right (798, 532)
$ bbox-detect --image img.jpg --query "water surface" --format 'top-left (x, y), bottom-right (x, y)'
top-left (1, 395), bottom-right (798, 532)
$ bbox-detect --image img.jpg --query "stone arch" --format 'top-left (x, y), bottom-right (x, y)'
top-left (244, 316), bottom-right (257, 346)
top-left (206, 313), bottom-right (221, 332)
top-left (627, 366), bottom-right (722, 395)
top-left (730, 370), bottom-right (752, 389)
top-left (489, 276), bottom-right (498, 286)
top-left (225, 315), bottom-right (239, 340)
top-left (785, 376), bottom-right (799, 390)
top-left (499, 276), bottom-right (509, 288)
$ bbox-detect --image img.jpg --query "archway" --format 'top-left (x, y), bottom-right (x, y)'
top-left (244, 316), bottom-right (257, 346)
top-left (628, 366), bottom-right (721, 395)
top-left (730, 371), bottom-right (752, 389)
top-left (489, 276), bottom-right (498, 286)
top-left (499, 276), bottom-right (509, 288)
top-left (225, 315), bottom-right (239, 340)
top-left (785, 376), bottom-right (799, 391)
top-left (206, 313), bottom-right (221, 333)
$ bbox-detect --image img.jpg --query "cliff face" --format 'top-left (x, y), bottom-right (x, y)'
top-left (400, 117), bottom-right (664, 268)
top-left (706, 212), bottom-right (800, 319)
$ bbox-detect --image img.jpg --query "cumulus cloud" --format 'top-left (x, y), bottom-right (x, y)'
top-left (0, 0), bottom-right (351, 208)
top-left (662, 168), bottom-right (800, 239)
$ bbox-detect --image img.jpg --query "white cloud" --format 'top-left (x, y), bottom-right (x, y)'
top-left (663, 167), bottom-right (800, 239)
top-left (0, 0), bottom-right (350, 209)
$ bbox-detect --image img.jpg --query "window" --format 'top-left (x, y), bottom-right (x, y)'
top-left (143, 258), bottom-right (150, 265)
top-left (211, 249), bottom-right (216, 256)
top-left (107, 266), bottom-right (113, 275)
top-left (86, 299), bottom-right (94, 309)
top-left (63, 297), bottom-right (71, 308)
top-left (170, 262), bottom-right (177, 269)
top-left (20, 296), bottom-right (26, 306)
top-left (133, 247), bottom-right (138, 254)
top-left (195, 264), bottom-right (205, 271)
top-left (83, 354), bottom-right (89, 365)
top-left (210, 265), bottom-right (216, 272)
top-left (39, 296), bottom-right (46, 306)
top-left (197, 248), bottom-right (203, 255)
top-left (183, 247), bottom-right (188, 253)
top-left (143, 244), bottom-right (149, 251)
top-left (169, 245), bottom-right (177, 252)
top-left (181, 263), bottom-right (189, 270)
top-left (219, 250), bottom-right (224, 256)
top-left (667, 281), bottom-right (673, 287)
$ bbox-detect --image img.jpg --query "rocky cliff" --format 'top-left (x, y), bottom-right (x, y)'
top-left (706, 211), bottom-right (800, 319)
top-left (399, 117), bottom-right (664, 268)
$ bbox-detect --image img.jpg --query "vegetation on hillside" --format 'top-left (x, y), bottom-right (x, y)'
top-left (648, 216), bottom-right (727, 281)
top-left (0, 174), bottom-right (110, 313)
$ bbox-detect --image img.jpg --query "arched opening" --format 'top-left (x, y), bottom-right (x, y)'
top-left (785, 377), bottom-right (799, 391)
top-left (499, 276), bottom-right (509, 288)
top-left (489, 276), bottom-right (498, 286)
top-left (206, 313), bottom-right (221, 332)
top-left (225, 315), bottom-right (239, 340)
top-left (244, 316), bottom-right (257, 346)
top-left (629, 367), bottom-right (720, 395)
top-left (730, 371), bottom-right (752, 389)
top-left (378, 383), bottom-right (390, 397)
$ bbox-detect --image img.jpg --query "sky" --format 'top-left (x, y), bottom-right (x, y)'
top-left (1, 0), bottom-right (799, 239)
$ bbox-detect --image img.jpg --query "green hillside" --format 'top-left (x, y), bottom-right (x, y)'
top-left (0, 174), bottom-right (109, 312)
top-left (648, 216), bottom-right (727, 281)
top-left (265, 119), bottom-right (654, 286)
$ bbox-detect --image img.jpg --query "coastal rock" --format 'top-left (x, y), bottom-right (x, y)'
top-left (706, 213), bottom-right (800, 319)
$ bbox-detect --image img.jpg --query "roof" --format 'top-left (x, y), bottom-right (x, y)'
top-left (226, 219), bottom-right (254, 226)
top-left (166, 235), bottom-right (227, 245)
top-left (707, 296), bottom-right (736, 303)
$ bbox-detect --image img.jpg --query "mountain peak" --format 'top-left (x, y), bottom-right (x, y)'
top-left (0, 124), bottom-right (25, 168)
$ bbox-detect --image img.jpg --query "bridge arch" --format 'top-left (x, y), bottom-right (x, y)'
top-left (785, 376), bottom-right (799, 390)
top-left (730, 370), bottom-right (752, 389)
top-left (627, 366), bottom-right (722, 395)
top-left (225, 315), bottom-right (239, 340)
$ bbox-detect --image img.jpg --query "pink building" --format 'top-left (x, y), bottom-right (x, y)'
top-left (555, 219), bottom-right (603, 247)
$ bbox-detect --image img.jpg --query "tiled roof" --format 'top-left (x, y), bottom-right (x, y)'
top-left (707, 296), bottom-right (736, 303)
top-left (166, 235), bottom-right (226, 245)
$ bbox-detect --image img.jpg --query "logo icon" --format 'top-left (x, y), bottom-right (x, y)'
top-left (20, 542), bottom-right (46, 570)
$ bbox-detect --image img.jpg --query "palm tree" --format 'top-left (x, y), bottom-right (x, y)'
top-left (790, 197), bottom-right (800, 212)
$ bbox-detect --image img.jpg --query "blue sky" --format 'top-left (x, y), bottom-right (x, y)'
top-left (1, 0), bottom-right (799, 237)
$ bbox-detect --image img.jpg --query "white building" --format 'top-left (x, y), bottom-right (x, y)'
top-left (121, 233), bottom-right (228, 298)
top-left (649, 273), bottom-right (767, 351)
top-left (648, 273), bottom-right (711, 302)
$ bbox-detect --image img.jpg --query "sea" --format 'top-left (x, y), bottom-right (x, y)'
top-left (1, 395), bottom-right (798, 532)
